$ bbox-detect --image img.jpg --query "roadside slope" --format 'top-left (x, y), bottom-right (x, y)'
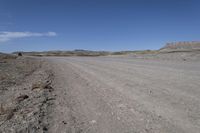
top-left (0, 56), bottom-right (55, 133)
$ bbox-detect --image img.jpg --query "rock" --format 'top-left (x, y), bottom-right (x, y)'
top-left (43, 126), bottom-right (48, 131)
top-left (0, 104), bottom-right (5, 115)
top-left (16, 94), bottom-right (29, 102)
top-left (89, 120), bottom-right (97, 124)
top-left (62, 121), bottom-right (67, 124)
top-left (6, 108), bottom-right (16, 120)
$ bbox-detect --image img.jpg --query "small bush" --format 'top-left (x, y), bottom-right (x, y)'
top-left (18, 53), bottom-right (22, 56)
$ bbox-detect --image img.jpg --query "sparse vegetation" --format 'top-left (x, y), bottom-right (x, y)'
top-left (13, 49), bottom-right (160, 57)
top-left (0, 54), bottom-right (55, 132)
top-left (32, 80), bottom-right (52, 91)
top-left (0, 55), bottom-right (41, 89)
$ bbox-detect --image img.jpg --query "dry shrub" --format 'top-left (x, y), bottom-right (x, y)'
top-left (0, 55), bottom-right (17, 60)
top-left (32, 81), bottom-right (53, 91)
top-left (32, 82), bottom-right (45, 90)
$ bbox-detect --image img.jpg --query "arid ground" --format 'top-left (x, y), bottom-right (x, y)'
top-left (1, 51), bottom-right (200, 133)
top-left (47, 55), bottom-right (200, 133)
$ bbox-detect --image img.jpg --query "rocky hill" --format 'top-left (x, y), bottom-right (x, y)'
top-left (160, 41), bottom-right (200, 52)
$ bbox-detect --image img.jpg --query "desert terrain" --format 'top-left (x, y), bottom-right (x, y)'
top-left (1, 42), bottom-right (200, 133)
top-left (0, 54), bottom-right (55, 132)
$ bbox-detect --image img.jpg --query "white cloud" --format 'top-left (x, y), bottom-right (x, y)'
top-left (0, 31), bottom-right (57, 42)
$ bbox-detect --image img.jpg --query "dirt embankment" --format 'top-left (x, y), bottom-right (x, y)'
top-left (0, 55), bottom-right (55, 133)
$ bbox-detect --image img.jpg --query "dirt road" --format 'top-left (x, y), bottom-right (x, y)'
top-left (47, 57), bottom-right (200, 133)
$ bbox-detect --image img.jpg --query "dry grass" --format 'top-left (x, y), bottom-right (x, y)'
top-left (111, 50), bottom-right (159, 55)
top-left (0, 57), bottom-right (41, 89)
top-left (32, 82), bottom-right (46, 90)
top-left (0, 104), bottom-right (16, 121)
top-left (32, 81), bottom-right (52, 91)
top-left (0, 104), bottom-right (5, 115)
top-left (0, 53), bottom-right (17, 60)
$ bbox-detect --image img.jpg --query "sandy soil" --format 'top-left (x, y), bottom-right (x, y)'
top-left (45, 56), bottom-right (200, 133)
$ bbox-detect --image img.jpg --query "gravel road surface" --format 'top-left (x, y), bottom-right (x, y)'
top-left (47, 57), bottom-right (200, 133)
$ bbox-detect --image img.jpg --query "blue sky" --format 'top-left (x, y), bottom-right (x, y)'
top-left (0, 0), bottom-right (200, 52)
